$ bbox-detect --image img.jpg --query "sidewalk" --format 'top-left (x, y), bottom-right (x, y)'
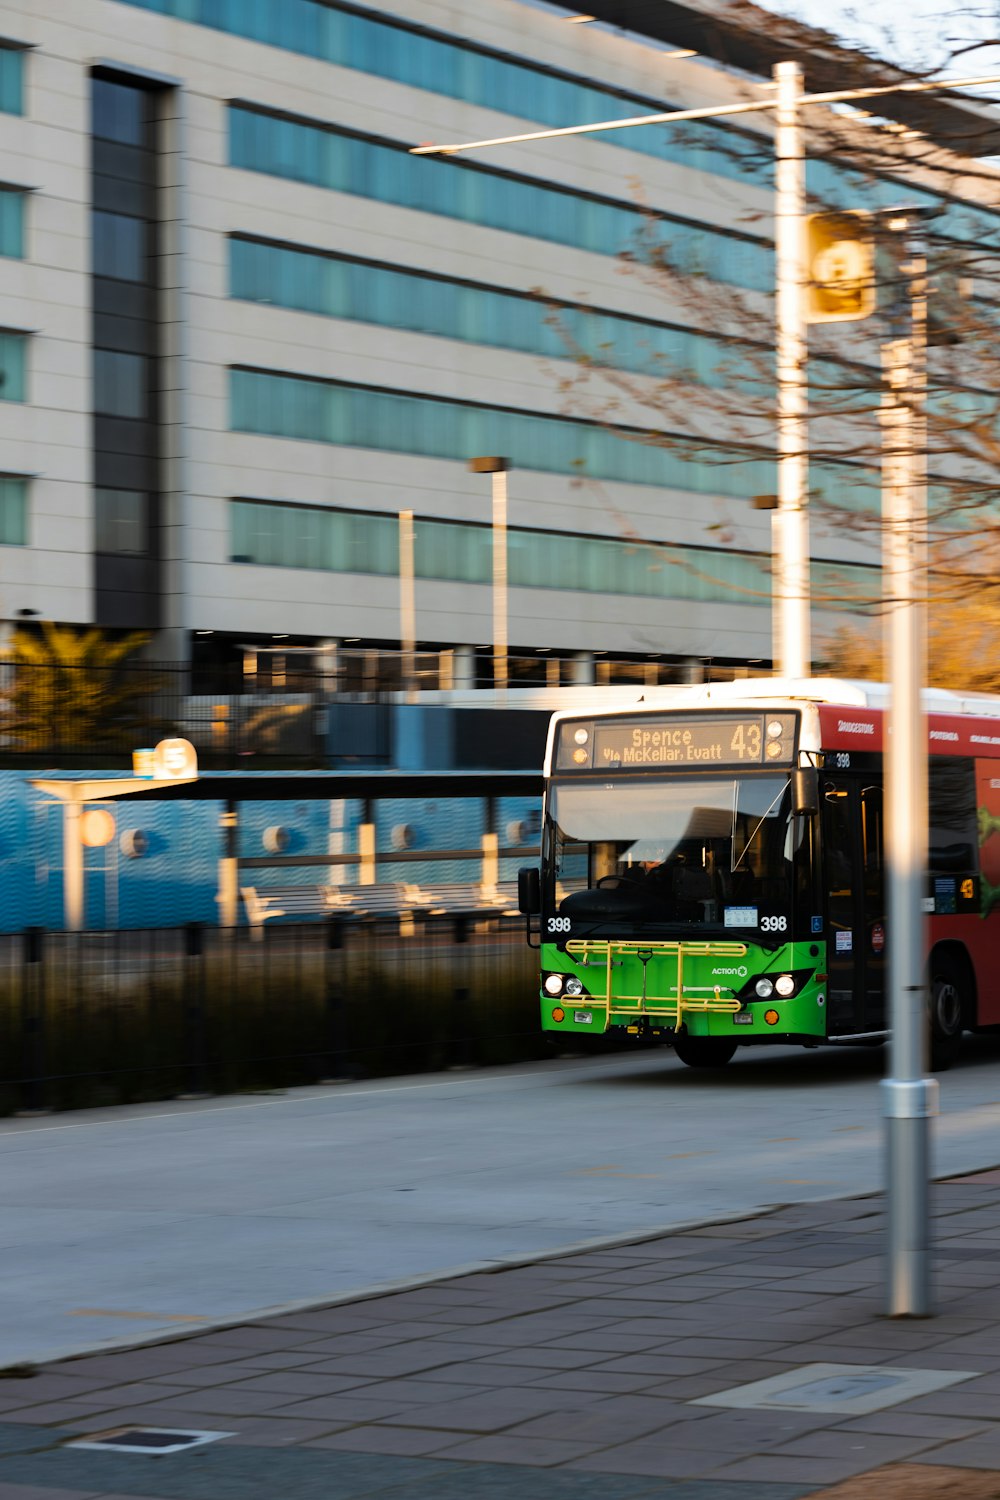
top-left (1, 1174), bottom-right (1000, 1498)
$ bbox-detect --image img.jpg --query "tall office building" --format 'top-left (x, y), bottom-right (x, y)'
top-left (0, 0), bottom-right (997, 688)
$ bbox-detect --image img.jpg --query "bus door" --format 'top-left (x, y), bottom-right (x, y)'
top-left (822, 776), bottom-right (885, 1035)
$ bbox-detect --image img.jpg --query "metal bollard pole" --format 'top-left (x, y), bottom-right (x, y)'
top-left (182, 921), bottom-right (209, 1099)
top-left (320, 917), bottom-right (350, 1082)
top-left (18, 926), bottom-right (46, 1115)
top-left (449, 914), bottom-right (473, 1069)
top-left (882, 218), bottom-right (936, 1316)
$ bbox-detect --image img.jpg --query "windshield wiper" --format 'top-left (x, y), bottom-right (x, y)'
top-left (731, 780), bottom-right (788, 872)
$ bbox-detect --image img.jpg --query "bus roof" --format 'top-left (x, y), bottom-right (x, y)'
top-left (545, 677), bottom-right (1000, 731)
top-left (543, 677), bottom-right (1000, 771)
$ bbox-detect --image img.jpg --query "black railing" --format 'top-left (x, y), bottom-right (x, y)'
top-left (0, 662), bottom-right (331, 768)
top-left (0, 652), bottom-right (758, 767)
top-left (0, 917), bottom-right (564, 1114)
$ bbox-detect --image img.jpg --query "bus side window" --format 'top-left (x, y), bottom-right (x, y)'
top-left (861, 786), bottom-right (882, 874)
top-left (823, 784), bottom-right (852, 895)
top-left (861, 786), bottom-right (883, 913)
top-left (928, 759), bottom-right (977, 873)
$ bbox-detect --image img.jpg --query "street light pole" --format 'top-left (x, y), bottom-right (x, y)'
top-left (469, 457), bottom-right (510, 697)
top-left (773, 61), bottom-right (810, 680)
top-left (398, 508), bottom-right (417, 702)
top-left (881, 218), bottom-right (937, 1316)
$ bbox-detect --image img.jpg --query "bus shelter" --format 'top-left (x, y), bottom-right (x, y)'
top-left (30, 768), bottom-right (542, 931)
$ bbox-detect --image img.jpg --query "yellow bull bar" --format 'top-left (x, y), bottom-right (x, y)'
top-left (565, 939), bottom-right (749, 1031)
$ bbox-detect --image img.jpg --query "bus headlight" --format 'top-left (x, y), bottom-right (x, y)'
top-left (564, 976), bottom-right (584, 997)
top-left (544, 974), bottom-right (565, 996)
top-left (740, 969), bottom-right (814, 1003)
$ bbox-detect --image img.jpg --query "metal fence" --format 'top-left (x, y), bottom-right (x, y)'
top-left (0, 650), bottom-right (735, 767)
top-left (0, 662), bottom-right (329, 768)
top-left (0, 916), bottom-right (555, 1114)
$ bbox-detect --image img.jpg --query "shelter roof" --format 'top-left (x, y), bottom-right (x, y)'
top-left (30, 770), bottom-right (543, 802)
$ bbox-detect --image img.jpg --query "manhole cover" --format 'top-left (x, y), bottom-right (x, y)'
top-left (692, 1362), bottom-right (979, 1416)
top-left (70, 1427), bottom-right (232, 1455)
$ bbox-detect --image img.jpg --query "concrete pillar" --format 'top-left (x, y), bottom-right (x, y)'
top-left (217, 801), bottom-right (238, 927)
top-left (63, 802), bottom-right (84, 932)
top-left (453, 645), bottom-right (476, 690)
top-left (482, 831), bottom-right (499, 895)
top-left (359, 822), bottom-right (376, 885)
top-left (570, 652), bottom-right (595, 686)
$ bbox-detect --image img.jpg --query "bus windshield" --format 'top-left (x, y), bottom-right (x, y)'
top-left (547, 773), bottom-right (804, 931)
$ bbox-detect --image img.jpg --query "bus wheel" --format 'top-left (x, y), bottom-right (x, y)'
top-left (672, 1035), bottom-right (738, 1069)
top-left (929, 970), bottom-right (964, 1072)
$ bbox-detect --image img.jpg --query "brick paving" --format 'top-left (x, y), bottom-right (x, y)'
top-left (1, 1177), bottom-right (1000, 1496)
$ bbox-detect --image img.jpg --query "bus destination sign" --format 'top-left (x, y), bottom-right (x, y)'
top-left (574, 714), bottom-right (797, 769)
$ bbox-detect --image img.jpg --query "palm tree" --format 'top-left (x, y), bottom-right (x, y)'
top-left (0, 623), bottom-right (165, 754)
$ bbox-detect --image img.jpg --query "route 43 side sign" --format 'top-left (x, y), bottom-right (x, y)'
top-left (133, 738), bottom-right (198, 780)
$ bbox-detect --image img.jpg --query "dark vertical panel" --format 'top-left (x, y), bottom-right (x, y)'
top-left (91, 72), bottom-right (163, 631)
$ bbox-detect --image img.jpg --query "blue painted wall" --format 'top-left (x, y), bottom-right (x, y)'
top-left (0, 772), bottom-right (539, 931)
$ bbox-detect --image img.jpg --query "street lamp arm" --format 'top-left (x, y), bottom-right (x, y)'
top-left (410, 69), bottom-right (1000, 157)
top-left (410, 96), bottom-right (778, 155)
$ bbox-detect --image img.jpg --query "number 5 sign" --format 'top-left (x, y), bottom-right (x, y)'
top-left (153, 738), bottom-right (198, 780)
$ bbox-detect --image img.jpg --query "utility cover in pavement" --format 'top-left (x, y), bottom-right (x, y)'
top-left (692, 1362), bottom-right (978, 1415)
top-left (69, 1427), bottom-right (233, 1455)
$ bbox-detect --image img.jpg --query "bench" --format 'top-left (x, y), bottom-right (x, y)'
top-left (240, 883), bottom-right (416, 937)
top-left (402, 881), bottom-right (521, 917)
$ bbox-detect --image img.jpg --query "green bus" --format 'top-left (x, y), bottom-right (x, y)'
top-left (517, 679), bottom-right (1000, 1070)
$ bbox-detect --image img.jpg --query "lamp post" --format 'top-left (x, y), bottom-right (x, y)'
top-left (773, 61), bottom-right (809, 680)
top-left (398, 508), bottom-right (417, 702)
top-left (469, 456), bottom-right (510, 696)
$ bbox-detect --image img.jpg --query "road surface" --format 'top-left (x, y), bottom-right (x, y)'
top-left (4, 1040), bottom-right (1000, 1363)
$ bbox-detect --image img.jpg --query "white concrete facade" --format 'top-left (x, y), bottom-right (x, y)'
top-left (0, 0), bottom-right (988, 670)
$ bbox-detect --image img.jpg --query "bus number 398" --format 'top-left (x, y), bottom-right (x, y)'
top-left (547, 917), bottom-right (572, 934)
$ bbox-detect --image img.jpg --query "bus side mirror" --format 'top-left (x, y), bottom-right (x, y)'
top-left (518, 866), bottom-right (541, 915)
top-left (792, 766), bottom-right (819, 817)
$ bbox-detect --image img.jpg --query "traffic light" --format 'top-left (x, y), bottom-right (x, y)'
top-left (805, 210), bottom-right (875, 323)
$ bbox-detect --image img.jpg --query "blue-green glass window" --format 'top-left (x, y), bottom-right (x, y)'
top-left (94, 349), bottom-right (147, 418)
top-left (93, 211), bottom-right (146, 281)
top-left (0, 189), bottom-right (24, 260)
top-left (0, 47), bottom-right (22, 116)
top-left (810, 459), bottom-right (879, 514)
top-left (229, 498), bottom-right (880, 610)
top-left (95, 489), bottom-right (149, 553)
top-left (229, 367), bottom-right (777, 500)
top-left (229, 237), bottom-right (770, 391)
top-left (228, 107), bottom-right (772, 292)
top-left (0, 477), bottom-right (27, 544)
top-left (808, 156), bottom-right (1000, 263)
top-left (115, 0), bottom-right (765, 186)
top-left (0, 333), bottom-right (26, 403)
top-left (92, 77), bottom-right (148, 145)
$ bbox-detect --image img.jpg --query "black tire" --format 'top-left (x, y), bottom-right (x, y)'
top-left (929, 969), bottom-right (964, 1072)
top-left (672, 1034), bottom-right (738, 1069)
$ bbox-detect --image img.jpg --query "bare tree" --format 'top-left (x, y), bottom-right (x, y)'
top-left (540, 2), bottom-right (1000, 682)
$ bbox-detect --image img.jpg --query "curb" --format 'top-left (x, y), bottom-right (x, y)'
top-left (12, 1199), bottom-right (799, 1371)
top-left (23, 1166), bottom-right (1000, 1370)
